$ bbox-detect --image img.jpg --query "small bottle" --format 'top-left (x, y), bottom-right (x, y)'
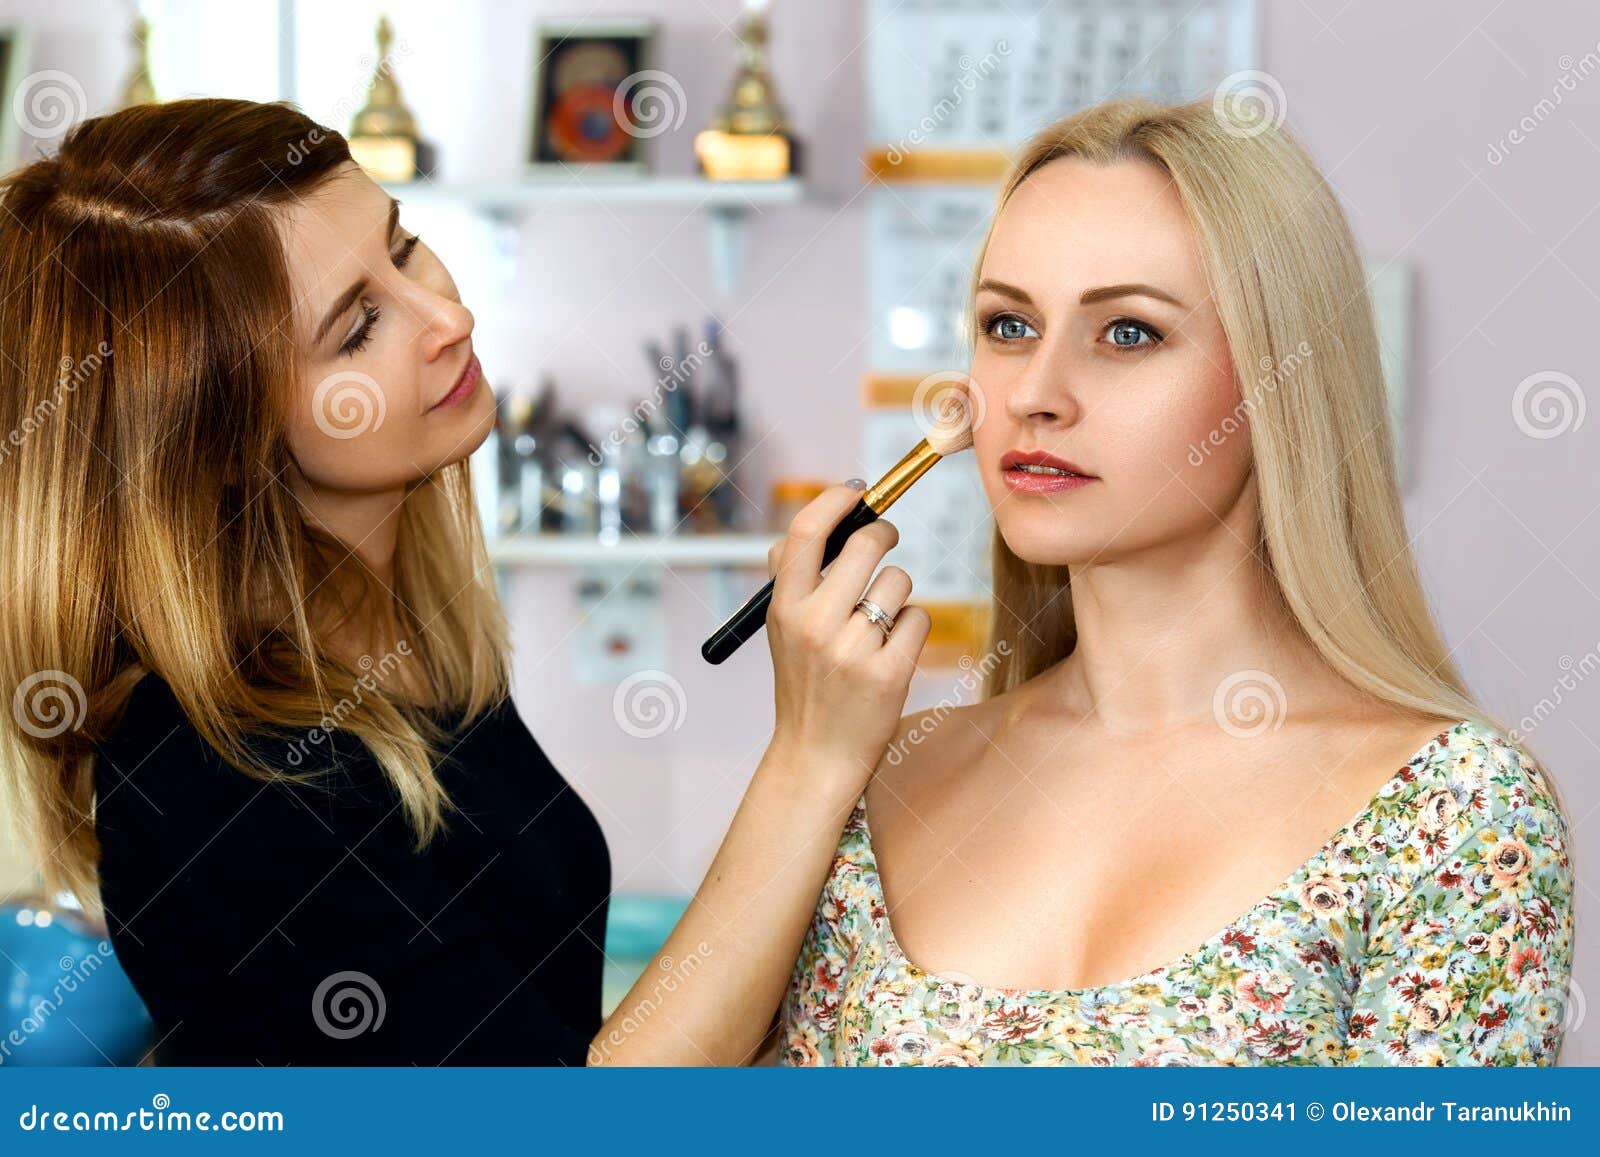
top-left (698, 318), bottom-right (743, 530)
top-left (586, 405), bottom-right (628, 545)
top-left (643, 411), bottom-right (681, 536)
top-left (516, 436), bottom-right (543, 535)
top-left (555, 425), bottom-right (598, 535)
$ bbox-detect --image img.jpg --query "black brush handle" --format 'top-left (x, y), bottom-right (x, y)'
top-left (702, 498), bottom-right (882, 664)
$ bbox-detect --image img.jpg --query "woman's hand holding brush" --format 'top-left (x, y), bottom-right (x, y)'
top-left (591, 380), bottom-right (975, 1065)
top-left (589, 483), bottom-right (928, 1065)
top-left (765, 481), bottom-right (930, 798)
top-left (700, 383), bottom-right (976, 664)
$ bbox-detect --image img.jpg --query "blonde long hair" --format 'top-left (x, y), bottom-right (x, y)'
top-left (972, 98), bottom-right (1568, 815)
top-left (0, 99), bottom-right (510, 905)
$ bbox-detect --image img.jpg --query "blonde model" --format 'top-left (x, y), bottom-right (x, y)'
top-left (590, 97), bottom-right (1574, 1067)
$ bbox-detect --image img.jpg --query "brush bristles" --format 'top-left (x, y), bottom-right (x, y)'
top-left (926, 419), bottom-right (975, 457)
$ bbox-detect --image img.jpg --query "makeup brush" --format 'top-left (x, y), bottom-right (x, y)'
top-left (701, 396), bottom-right (976, 665)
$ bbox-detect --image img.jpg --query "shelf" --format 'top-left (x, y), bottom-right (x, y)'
top-left (386, 175), bottom-right (804, 297)
top-left (488, 533), bottom-right (777, 567)
top-left (383, 176), bottom-right (803, 215)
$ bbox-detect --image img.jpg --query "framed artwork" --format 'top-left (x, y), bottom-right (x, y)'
top-left (527, 20), bottom-right (657, 174)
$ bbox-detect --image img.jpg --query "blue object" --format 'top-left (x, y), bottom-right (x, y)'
top-left (603, 892), bottom-right (689, 959)
top-left (0, 901), bottom-right (151, 1066)
top-left (600, 893), bottom-right (692, 1019)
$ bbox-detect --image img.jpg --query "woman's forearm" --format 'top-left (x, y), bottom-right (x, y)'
top-left (588, 484), bottom-right (931, 1064)
top-left (587, 739), bottom-right (862, 1065)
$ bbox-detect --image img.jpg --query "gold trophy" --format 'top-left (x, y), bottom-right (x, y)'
top-left (694, 1), bottom-right (796, 180)
top-left (347, 15), bottom-right (435, 183)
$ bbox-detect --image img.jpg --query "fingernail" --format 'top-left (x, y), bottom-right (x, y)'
top-left (844, 477), bottom-right (866, 490)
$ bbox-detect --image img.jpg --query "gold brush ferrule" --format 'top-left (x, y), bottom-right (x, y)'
top-left (863, 438), bottom-right (942, 511)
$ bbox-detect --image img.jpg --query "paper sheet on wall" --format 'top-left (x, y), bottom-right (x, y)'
top-left (866, 0), bottom-right (1262, 152)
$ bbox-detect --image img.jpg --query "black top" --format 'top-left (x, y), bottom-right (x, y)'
top-left (93, 671), bottom-right (611, 1065)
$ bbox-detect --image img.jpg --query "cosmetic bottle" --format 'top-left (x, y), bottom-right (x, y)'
top-left (586, 405), bottom-right (628, 545)
top-left (643, 409), bottom-right (682, 535)
top-left (555, 422), bottom-right (599, 535)
top-left (697, 318), bottom-right (743, 530)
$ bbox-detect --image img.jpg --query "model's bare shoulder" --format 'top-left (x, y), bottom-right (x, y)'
top-left (867, 682), bottom-right (1023, 823)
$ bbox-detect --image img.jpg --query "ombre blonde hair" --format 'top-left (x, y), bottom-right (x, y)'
top-left (970, 97), bottom-right (1568, 817)
top-left (0, 99), bottom-right (510, 905)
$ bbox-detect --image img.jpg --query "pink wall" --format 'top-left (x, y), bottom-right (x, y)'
top-left (1258, 2), bottom-right (1600, 1061)
top-left (2, 0), bottom-right (1594, 1060)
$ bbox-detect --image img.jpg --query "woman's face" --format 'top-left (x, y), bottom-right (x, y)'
top-left (278, 162), bottom-right (494, 495)
top-left (969, 156), bottom-right (1251, 567)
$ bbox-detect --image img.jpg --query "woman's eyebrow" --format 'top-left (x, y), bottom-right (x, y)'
top-left (1078, 282), bottom-right (1184, 307)
top-left (976, 278), bottom-right (1036, 307)
top-left (314, 278), bottom-right (367, 345)
top-left (976, 277), bottom-right (1184, 310)
top-left (312, 199), bottom-right (401, 345)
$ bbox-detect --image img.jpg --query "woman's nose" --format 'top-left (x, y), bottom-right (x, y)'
top-left (1003, 348), bottom-right (1082, 427)
top-left (417, 291), bottom-right (474, 363)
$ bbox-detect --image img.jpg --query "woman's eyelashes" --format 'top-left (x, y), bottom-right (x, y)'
top-left (978, 309), bottom-right (1164, 352)
top-left (337, 234), bottom-right (423, 357)
top-left (982, 312), bottom-right (1040, 342)
top-left (340, 303), bottom-right (380, 357)
top-left (1104, 316), bottom-right (1163, 350)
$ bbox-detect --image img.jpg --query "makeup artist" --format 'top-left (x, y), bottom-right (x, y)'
top-left (0, 99), bottom-right (620, 1065)
top-left (0, 98), bottom-right (927, 1067)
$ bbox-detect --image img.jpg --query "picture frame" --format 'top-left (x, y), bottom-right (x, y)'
top-left (527, 19), bottom-right (657, 175)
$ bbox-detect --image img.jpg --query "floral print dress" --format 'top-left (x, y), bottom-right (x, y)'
top-left (779, 718), bottom-right (1574, 1066)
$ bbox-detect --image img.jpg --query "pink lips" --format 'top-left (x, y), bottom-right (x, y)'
top-left (999, 448), bottom-right (1098, 495)
top-left (1002, 470), bottom-right (1095, 494)
top-left (430, 354), bottom-right (481, 411)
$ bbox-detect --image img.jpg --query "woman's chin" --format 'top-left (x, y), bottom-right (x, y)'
top-left (994, 526), bottom-right (1093, 569)
top-left (431, 393), bottom-right (498, 467)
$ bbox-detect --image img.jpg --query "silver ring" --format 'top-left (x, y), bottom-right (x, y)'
top-left (853, 597), bottom-right (897, 641)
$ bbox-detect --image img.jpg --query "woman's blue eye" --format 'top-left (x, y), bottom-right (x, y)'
top-left (989, 314), bottom-right (1038, 341)
top-left (1107, 319), bottom-right (1160, 348)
